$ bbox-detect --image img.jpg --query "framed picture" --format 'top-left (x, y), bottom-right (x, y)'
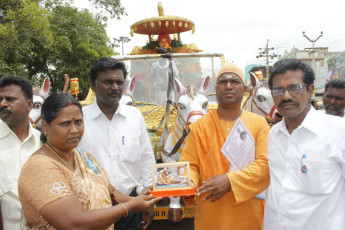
top-left (151, 161), bottom-right (195, 197)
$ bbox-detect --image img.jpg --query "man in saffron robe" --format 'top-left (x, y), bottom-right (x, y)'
top-left (180, 63), bottom-right (270, 230)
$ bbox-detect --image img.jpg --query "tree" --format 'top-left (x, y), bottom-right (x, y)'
top-left (46, 5), bottom-right (115, 97)
top-left (0, 0), bottom-right (125, 98)
top-left (38, 0), bottom-right (126, 21)
top-left (0, 0), bottom-right (52, 81)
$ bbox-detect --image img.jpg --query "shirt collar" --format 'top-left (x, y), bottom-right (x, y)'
top-left (116, 103), bottom-right (130, 117)
top-left (0, 119), bottom-right (38, 141)
top-left (0, 120), bottom-right (11, 139)
top-left (90, 102), bottom-right (130, 120)
top-left (274, 106), bottom-right (320, 136)
top-left (89, 102), bottom-right (104, 120)
top-left (299, 106), bottom-right (321, 135)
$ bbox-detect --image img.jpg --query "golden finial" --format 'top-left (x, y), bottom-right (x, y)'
top-left (158, 2), bottom-right (164, 16)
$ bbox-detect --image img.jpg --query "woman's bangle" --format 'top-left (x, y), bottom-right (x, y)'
top-left (119, 202), bottom-right (128, 217)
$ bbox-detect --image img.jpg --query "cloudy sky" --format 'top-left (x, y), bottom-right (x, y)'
top-left (76, 0), bottom-right (345, 70)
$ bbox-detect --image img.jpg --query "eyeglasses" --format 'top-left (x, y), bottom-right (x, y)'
top-left (272, 84), bottom-right (308, 96)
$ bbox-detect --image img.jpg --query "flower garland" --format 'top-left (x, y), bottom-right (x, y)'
top-left (155, 46), bottom-right (175, 53)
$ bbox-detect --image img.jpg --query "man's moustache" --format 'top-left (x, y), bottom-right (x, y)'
top-left (222, 89), bottom-right (236, 94)
top-left (324, 103), bottom-right (342, 114)
top-left (0, 107), bottom-right (12, 113)
top-left (278, 99), bottom-right (299, 108)
top-left (107, 90), bottom-right (121, 96)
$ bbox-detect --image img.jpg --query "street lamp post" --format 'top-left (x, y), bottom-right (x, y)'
top-left (114, 36), bottom-right (131, 55)
top-left (302, 31), bottom-right (323, 73)
top-left (256, 39), bottom-right (278, 79)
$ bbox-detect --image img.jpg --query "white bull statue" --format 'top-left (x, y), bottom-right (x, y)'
top-left (29, 77), bottom-right (50, 129)
top-left (29, 75), bottom-right (70, 129)
top-left (242, 72), bottom-right (281, 125)
top-left (120, 76), bottom-right (136, 106)
top-left (161, 76), bottom-right (210, 222)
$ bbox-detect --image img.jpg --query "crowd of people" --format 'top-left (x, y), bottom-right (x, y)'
top-left (1, 57), bottom-right (345, 230)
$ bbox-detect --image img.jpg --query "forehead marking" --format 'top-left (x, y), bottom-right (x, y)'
top-left (220, 74), bottom-right (238, 79)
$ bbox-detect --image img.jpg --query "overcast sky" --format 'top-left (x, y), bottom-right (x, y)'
top-left (76, 0), bottom-right (345, 70)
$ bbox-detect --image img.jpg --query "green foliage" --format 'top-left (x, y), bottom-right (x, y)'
top-left (38, 0), bottom-right (126, 21)
top-left (0, 0), bottom-right (52, 81)
top-left (46, 5), bottom-right (115, 97)
top-left (0, 0), bottom-right (123, 98)
top-left (89, 0), bottom-right (126, 20)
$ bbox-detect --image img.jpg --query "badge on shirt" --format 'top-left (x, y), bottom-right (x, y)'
top-left (301, 154), bottom-right (308, 173)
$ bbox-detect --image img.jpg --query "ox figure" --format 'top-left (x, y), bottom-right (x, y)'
top-left (120, 76), bottom-right (136, 106)
top-left (242, 73), bottom-right (281, 125)
top-left (162, 76), bottom-right (210, 222)
top-left (29, 75), bottom-right (70, 129)
top-left (29, 77), bottom-right (50, 129)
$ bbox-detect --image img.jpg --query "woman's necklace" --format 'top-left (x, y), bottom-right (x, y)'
top-left (45, 143), bottom-right (75, 172)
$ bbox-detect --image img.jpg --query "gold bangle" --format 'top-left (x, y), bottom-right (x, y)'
top-left (119, 202), bottom-right (128, 217)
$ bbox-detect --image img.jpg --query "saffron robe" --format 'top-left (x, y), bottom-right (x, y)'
top-left (180, 109), bottom-right (270, 230)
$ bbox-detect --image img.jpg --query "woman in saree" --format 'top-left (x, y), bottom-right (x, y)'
top-left (18, 93), bottom-right (161, 229)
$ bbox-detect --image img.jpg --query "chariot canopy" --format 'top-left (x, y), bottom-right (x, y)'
top-left (130, 2), bottom-right (195, 42)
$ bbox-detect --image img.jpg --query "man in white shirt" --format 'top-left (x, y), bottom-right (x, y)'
top-left (263, 59), bottom-right (345, 230)
top-left (78, 57), bottom-right (155, 230)
top-left (322, 78), bottom-right (345, 117)
top-left (0, 75), bottom-right (41, 230)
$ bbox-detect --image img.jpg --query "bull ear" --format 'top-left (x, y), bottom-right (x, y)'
top-left (250, 72), bottom-right (260, 89)
top-left (174, 78), bottom-right (186, 101)
top-left (41, 77), bottom-right (50, 95)
top-left (129, 76), bottom-right (136, 93)
top-left (199, 76), bottom-right (210, 94)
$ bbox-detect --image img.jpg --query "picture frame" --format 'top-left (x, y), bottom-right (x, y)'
top-left (151, 161), bottom-right (195, 197)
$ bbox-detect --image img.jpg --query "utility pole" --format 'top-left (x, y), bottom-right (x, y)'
top-left (302, 31), bottom-right (323, 73)
top-left (256, 39), bottom-right (278, 79)
top-left (114, 36), bottom-right (131, 55)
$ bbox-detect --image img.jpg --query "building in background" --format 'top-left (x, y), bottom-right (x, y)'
top-left (281, 47), bottom-right (339, 94)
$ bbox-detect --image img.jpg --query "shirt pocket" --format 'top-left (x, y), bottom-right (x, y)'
top-left (292, 156), bottom-right (341, 195)
top-left (120, 136), bottom-right (140, 163)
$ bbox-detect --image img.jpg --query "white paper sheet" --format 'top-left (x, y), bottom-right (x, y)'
top-left (221, 118), bottom-right (266, 200)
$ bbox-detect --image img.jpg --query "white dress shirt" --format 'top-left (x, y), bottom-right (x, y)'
top-left (0, 120), bottom-right (41, 230)
top-left (79, 103), bottom-right (155, 195)
top-left (263, 107), bottom-right (345, 230)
